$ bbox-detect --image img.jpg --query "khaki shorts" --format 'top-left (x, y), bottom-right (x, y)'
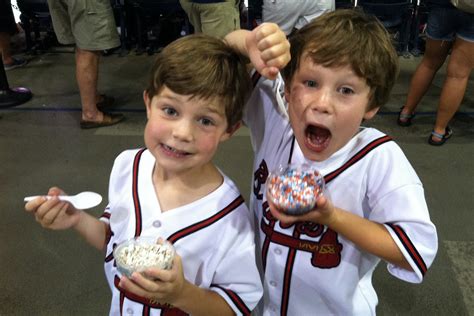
top-left (47, 0), bottom-right (120, 50)
top-left (188, 0), bottom-right (240, 38)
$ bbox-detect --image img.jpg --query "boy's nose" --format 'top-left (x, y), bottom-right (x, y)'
top-left (310, 89), bottom-right (332, 113)
top-left (172, 121), bottom-right (194, 142)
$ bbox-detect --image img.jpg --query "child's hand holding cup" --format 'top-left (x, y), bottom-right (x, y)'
top-left (266, 164), bottom-right (325, 215)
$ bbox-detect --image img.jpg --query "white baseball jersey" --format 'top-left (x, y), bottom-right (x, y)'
top-left (100, 148), bottom-right (263, 316)
top-left (243, 74), bottom-right (438, 316)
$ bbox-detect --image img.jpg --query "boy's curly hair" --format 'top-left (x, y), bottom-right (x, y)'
top-left (146, 34), bottom-right (252, 129)
top-left (282, 9), bottom-right (399, 110)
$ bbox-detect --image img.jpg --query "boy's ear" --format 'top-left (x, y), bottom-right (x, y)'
top-left (143, 90), bottom-right (152, 119)
top-left (364, 106), bottom-right (380, 120)
top-left (221, 121), bottom-right (242, 141)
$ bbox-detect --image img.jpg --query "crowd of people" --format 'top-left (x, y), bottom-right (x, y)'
top-left (3, 1), bottom-right (471, 144)
top-left (12, 0), bottom-right (474, 314)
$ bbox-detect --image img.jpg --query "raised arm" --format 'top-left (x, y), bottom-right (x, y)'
top-left (225, 23), bottom-right (291, 80)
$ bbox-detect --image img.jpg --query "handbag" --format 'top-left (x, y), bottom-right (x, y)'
top-left (450, 0), bottom-right (474, 14)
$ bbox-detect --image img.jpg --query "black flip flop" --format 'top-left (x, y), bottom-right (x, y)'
top-left (397, 107), bottom-right (415, 127)
top-left (428, 126), bottom-right (452, 146)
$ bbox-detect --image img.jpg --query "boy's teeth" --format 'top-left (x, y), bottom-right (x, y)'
top-left (165, 145), bottom-right (185, 154)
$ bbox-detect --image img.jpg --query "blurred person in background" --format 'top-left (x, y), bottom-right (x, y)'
top-left (179, 0), bottom-right (241, 38)
top-left (0, 0), bottom-right (27, 70)
top-left (262, 0), bottom-right (335, 36)
top-left (397, 0), bottom-right (473, 146)
top-left (46, 0), bottom-right (125, 128)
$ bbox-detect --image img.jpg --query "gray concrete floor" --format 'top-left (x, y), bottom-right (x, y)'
top-left (1, 48), bottom-right (473, 315)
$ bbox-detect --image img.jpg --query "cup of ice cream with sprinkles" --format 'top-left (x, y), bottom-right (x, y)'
top-left (266, 164), bottom-right (325, 215)
top-left (114, 236), bottom-right (175, 278)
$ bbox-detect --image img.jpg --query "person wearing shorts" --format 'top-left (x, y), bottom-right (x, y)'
top-left (262, 0), bottom-right (335, 35)
top-left (426, 2), bottom-right (474, 42)
top-left (47, 0), bottom-right (124, 128)
top-left (397, 0), bottom-right (474, 146)
top-left (0, 0), bottom-right (27, 70)
top-left (179, 0), bottom-right (240, 38)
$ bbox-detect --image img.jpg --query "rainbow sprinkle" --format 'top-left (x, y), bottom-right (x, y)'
top-left (266, 167), bottom-right (324, 215)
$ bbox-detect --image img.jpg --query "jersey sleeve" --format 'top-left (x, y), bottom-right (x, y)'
top-left (366, 142), bottom-right (438, 283)
top-left (208, 206), bottom-right (263, 315)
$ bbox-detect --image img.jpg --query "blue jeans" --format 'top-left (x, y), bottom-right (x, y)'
top-left (426, 7), bottom-right (474, 42)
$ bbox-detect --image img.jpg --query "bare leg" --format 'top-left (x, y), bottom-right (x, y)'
top-left (75, 47), bottom-right (103, 122)
top-left (400, 39), bottom-right (451, 117)
top-left (432, 37), bottom-right (474, 140)
top-left (0, 32), bottom-right (13, 65)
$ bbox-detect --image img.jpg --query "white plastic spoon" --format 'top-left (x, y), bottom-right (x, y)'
top-left (24, 191), bottom-right (102, 210)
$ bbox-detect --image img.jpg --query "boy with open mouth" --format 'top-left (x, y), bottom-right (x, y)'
top-left (227, 9), bottom-right (438, 315)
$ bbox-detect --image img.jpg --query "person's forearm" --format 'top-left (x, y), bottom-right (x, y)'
top-left (73, 211), bottom-right (107, 251)
top-left (172, 281), bottom-right (234, 316)
top-left (328, 208), bottom-right (412, 271)
top-left (224, 29), bottom-right (252, 57)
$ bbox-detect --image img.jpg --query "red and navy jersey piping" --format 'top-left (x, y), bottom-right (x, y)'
top-left (386, 223), bottom-right (427, 276)
top-left (167, 195), bottom-right (244, 244)
top-left (132, 148), bottom-right (147, 237)
top-left (324, 135), bottom-right (392, 183)
top-left (211, 284), bottom-right (251, 315)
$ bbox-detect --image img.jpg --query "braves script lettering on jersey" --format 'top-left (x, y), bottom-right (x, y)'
top-left (100, 149), bottom-right (262, 316)
top-left (243, 74), bottom-right (438, 315)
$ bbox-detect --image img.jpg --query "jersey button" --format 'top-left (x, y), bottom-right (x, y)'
top-left (126, 307), bottom-right (134, 315)
top-left (274, 248), bottom-right (282, 255)
top-left (152, 220), bottom-right (162, 228)
top-left (269, 280), bottom-right (277, 287)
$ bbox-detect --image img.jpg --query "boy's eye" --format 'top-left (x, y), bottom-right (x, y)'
top-left (305, 80), bottom-right (317, 88)
top-left (339, 87), bottom-right (354, 95)
top-left (198, 117), bottom-right (215, 126)
top-left (163, 107), bottom-right (178, 116)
